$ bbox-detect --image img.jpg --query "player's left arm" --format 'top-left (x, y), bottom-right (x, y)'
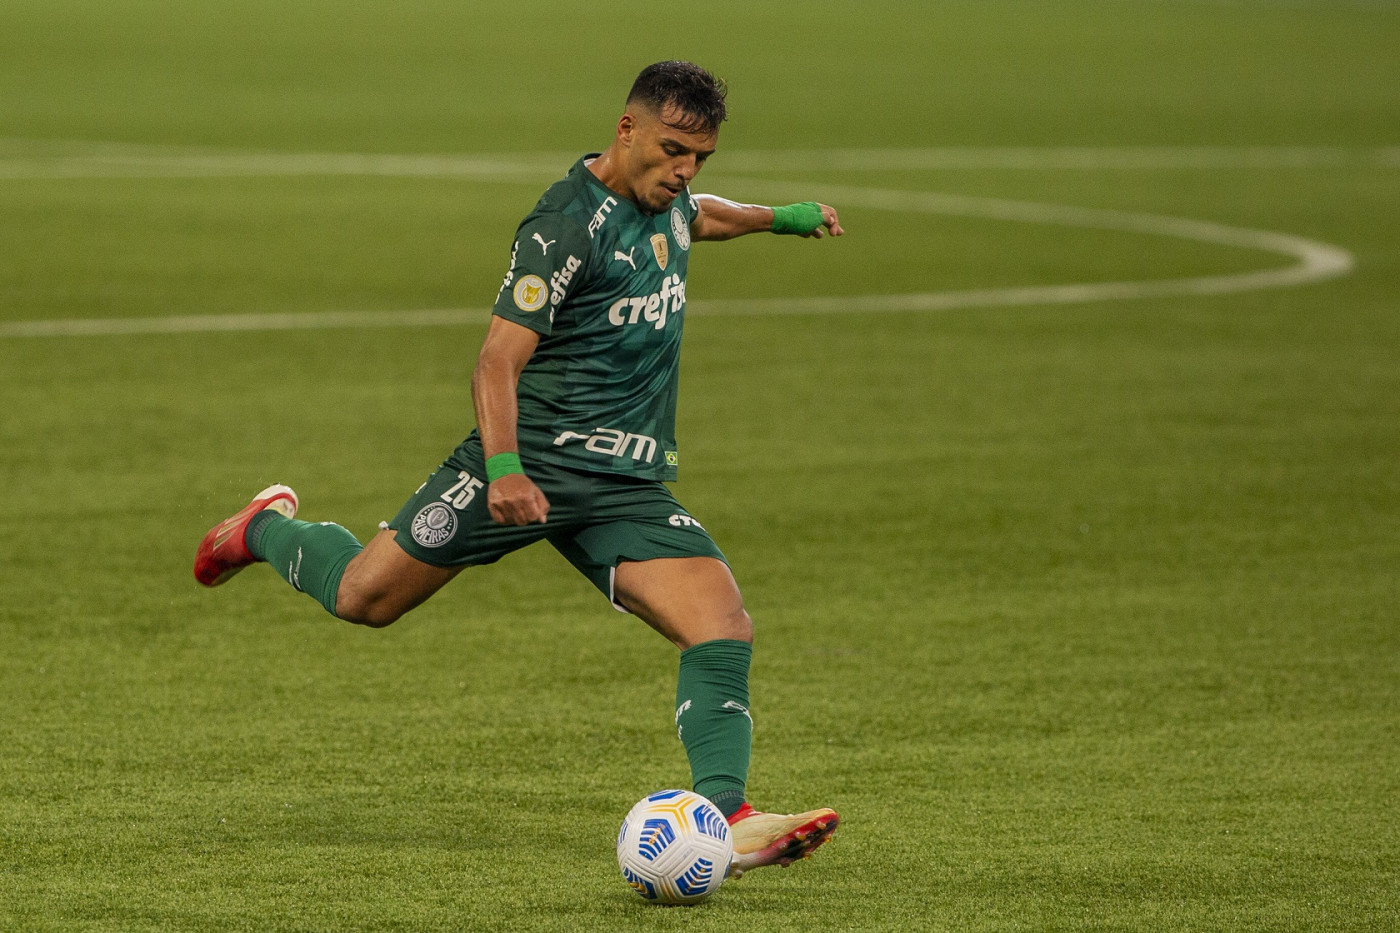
top-left (690, 194), bottom-right (844, 242)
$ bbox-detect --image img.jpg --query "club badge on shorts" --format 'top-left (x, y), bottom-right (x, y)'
top-left (411, 503), bottom-right (457, 547)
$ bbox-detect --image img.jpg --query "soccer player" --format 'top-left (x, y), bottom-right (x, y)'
top-left (195, 60), bottom-right (843, 876)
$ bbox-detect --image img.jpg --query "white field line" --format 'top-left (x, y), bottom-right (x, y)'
top-left (1, 141), bottom-right (1397, 177)
top-left (0, 152), bottom-right (564, 181)
top-left (0, 308), bottom-right (488, 338)
top-left (0, 145), bottom-right (1359, 337)
top-left (724, 146), bottom-right (1400, 172)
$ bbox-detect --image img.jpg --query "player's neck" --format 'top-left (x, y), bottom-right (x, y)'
top-left (585, 148), bottom-right (640, 208)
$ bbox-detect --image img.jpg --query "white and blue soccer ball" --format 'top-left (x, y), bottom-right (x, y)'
top-left (616, 789), bottom-right (734, 905)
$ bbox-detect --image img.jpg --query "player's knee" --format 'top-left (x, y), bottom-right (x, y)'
top-left (726, 607), bottom-right (754, 644)
top-left (685, 605), bottom-right (751, 648)
top-left (351, 605), bottom-right (404, 628)
top-left (333, 583), bottom-right (404, 628)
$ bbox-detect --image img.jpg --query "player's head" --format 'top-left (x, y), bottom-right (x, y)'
top-left (626, 61), bottom-right (728, 136)
top-left (612, 61), bottom-right (728, 214)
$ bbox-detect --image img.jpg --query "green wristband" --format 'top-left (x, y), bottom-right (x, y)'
top-left (485, 452), bottom-right (525, 482)
top-left (770, 201), bottom-right (824, 235)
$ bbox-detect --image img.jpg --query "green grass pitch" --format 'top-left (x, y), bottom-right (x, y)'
top-left (2, 1), bottom-right (1398, 930)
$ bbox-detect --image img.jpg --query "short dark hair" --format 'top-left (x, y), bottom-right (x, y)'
top-left (626, 61), bottom-right (728, 135)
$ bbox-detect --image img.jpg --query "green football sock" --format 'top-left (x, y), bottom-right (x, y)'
top-left (675, 639), bottom-right (753, 818)
top-left (246, 511), bottom-right (363, 617)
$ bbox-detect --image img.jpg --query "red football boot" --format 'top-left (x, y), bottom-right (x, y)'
top-left (193, 484), bottom-right (298, 586)
top-left (726, 803), bottom-right (839, 877)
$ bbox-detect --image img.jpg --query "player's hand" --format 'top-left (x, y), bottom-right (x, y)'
top-left (487, 473), bottom-right (550, 525)
top-left (802, 203), bottom-right (844, 239)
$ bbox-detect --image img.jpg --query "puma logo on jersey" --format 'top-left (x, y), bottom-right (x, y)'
top-left (532, 232), bottom-right (556, 255)
top-left (614, 247), bottom-right (637, 270)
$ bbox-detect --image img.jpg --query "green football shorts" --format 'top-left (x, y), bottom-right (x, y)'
top-left (387, 433), bottom-right (726, 612)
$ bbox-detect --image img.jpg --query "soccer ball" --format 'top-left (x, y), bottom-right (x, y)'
top-left (616, 790), bottom-right (734, 905)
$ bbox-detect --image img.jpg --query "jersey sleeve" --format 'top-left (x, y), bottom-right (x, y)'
top-left (492, 211), bottom-right (593, 335)
top-left (685, 189), bottom-right (699, 218)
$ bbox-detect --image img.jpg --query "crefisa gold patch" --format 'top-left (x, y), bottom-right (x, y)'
top-left (650, 233), bottom-right (669, 271)
top-left (512, 274), bottom-right (548, 312)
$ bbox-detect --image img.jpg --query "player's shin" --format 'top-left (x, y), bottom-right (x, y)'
top-left (675, 639), bottom-right (753, 819)
top-left (246, 512), bottom-right (363, 617)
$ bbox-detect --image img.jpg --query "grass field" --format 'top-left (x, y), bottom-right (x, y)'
top-left (2, 1), bottom-right (1398, 930)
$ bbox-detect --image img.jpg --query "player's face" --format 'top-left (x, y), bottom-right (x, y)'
top-left (620, 104), bottom-right (718, 214)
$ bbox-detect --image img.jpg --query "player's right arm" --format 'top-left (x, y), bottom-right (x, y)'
top-left (472, 316), bottom-right (550, 526)
top-left (476, 207), bottom-right (591, 525)
top-left (691, 195), bottom-right (844, 241)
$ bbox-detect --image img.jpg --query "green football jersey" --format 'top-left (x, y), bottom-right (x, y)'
top-left (490, 154), bottom-right (698, 482)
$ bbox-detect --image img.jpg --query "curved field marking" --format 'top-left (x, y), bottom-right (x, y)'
top-left (692, 178), bottom-right (1354, 316)
top-left (0, 145), bottom-right (1358, 337)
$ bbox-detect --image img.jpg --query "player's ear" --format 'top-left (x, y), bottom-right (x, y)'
top-left (616, 112), bottom-right (636, 148)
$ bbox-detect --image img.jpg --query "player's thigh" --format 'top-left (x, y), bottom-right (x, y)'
top-left (613, 555), bottom-right (753, 649)
top-left (386, 441), bottom-right (560, 568)
top-left (547, 478), bottom-right (739, 642)
top-left (357, 444), bottom-right (565, 623)
top-left (336, 529), bottom-right (463, 625)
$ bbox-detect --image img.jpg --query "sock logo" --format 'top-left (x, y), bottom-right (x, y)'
top-left (289, 547), bottom-right (304, 591)
top-left (722, 700), bottom-right (753, 729)
top-left (674, 699), bottom-right (692, 739)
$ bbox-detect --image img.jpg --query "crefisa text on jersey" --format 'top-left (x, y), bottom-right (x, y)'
top-left (550, 255), bottom-right (582, 307)
top-left (607, 274), bottom-right (686, 330)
